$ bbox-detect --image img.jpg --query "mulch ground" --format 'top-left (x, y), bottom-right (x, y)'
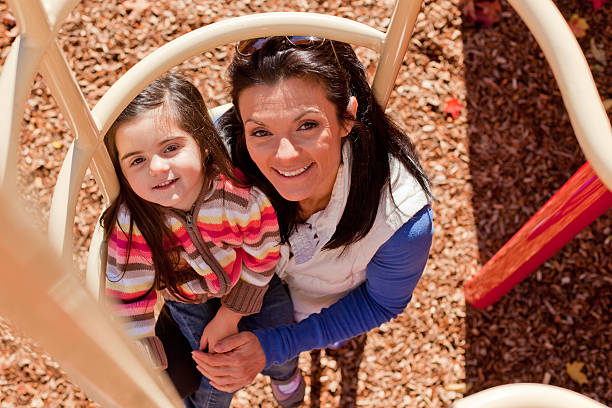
top-left (1, 0), bottom-right (610, 407)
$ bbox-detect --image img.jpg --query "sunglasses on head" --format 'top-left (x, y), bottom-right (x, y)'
top-left (235, 36), bottom-right (328, 56)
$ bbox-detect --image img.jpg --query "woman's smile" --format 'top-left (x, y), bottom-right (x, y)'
top-left (275, 163), bottom-right (313, 177)
top-left (239, 77), bottom-right (355, 218)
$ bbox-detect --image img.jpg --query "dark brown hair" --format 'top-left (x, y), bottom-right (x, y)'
top-left (102, 74), bottom-right (237, 300)
top-left (219, 37), bottom-right (431, 249)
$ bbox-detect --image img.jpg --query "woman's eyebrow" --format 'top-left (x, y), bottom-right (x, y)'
top-left (244, 118), bottom-right (265, 126)
top-left (244, 109), bottom-right (321, 126)
top-left (294, 109), bottom-right (320, 121)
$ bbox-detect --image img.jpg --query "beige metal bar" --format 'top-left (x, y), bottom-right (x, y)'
top-left (372, 0), bottom-right (423, 108)
top-left (86, 216), bottom-right (108, 299)
top-left (0, 189), bottom-right (182, 408)
top-left (49, 141), bottom-right (97, 265)
top-left (0, 36), bottom-right (43, 192)
top-left (91, 12), bottom-right (385, 138)
top-left (6, 0), bottom-right (52, 41)
top-left (42, 41), bottom-right (102, 264)
top-left (87, 12), bottom-right (385, 208)
top-left (39, 0), bottom-right (82, 31)
top-left (1, 0), bottom-right (55, 191)
top-left (41, 42), bottom-right (100, 150)
top-left (451, 383), bottom-right (607, 408)
top-left (507, 0), bottom-right (612, 191)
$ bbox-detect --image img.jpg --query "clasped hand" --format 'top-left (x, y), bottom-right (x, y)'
top-left (194, 306), bottom-right (267, 393)
top-left (192, 331), bottom-right (267, 392)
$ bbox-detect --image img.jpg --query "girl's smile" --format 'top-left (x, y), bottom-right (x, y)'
top-left (153, 177), bottom-right (179, 189)
top-left (115, 108), bottom-right (205, 211)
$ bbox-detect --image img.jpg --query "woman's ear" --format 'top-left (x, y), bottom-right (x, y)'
top-left (342, 96), bottom-right (358, 136)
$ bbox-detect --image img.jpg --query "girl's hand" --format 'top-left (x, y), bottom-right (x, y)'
top-left (192, 331), bottom-right (266, 392)
top-left (199, 306), bottom-right (241, 352)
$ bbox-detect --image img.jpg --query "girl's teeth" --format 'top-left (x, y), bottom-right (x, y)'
top-left (156, 179), bottom-right (175, 187)
top-left (278, 164), bottom-right (310, 177)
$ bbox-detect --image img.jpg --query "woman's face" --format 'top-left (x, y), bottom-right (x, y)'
top-left (239, 77), bottom-right (355, 218)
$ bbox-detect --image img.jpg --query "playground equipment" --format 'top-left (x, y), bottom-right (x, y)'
top-left (1, 0), bottom-right (610, 406)
top-left (463, 1), bottom-right (612, 308)
top-left (450, 383), bottom-right (608, 408)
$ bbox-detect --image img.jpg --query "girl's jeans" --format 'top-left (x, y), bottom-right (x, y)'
top-left (165, 275), bottom-right (298, 408)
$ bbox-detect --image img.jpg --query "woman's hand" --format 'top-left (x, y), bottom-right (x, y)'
top-left (192, 331), bottom-right (266, 392)
top-left (199, 306), bottom-right (241, 352)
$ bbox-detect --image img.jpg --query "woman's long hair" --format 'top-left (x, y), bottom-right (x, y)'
top-left (102, 74), bottom-right (236, 300)
top-left (220, 37), bottom-right (431, 249)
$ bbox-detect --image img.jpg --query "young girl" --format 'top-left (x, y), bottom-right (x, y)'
top-left (102, 74), bottom-right (297, 407)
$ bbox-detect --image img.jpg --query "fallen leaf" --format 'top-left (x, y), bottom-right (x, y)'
top-left (444, 382), bottom-right (467, 393)
top-left (568, 14), bottom-right (589, 38)
top-left (590, 38), bottom-right (606, 65)
top-left (52, 141), bottom-right (63, 149)
top-left (463, 0), bottom-right (502, 28)
top-left (124, 0), bottom-right (150, 19)
top-left (588, 0), bottom-right (607, 11)
top-left (603, 99), bottom-right (612, 111)
top-left (444, 98), bottom-right (463, 119)
top-left (566, 361), bottom-right (589, 385)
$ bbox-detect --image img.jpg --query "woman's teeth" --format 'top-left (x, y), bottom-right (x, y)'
top-left (277, 164), bottom-right (311, 177)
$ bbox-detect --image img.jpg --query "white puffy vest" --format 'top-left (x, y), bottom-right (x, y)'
top-left (276, 144), bottom-right (430, 321)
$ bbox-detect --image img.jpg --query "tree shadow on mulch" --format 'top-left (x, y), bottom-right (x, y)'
top-left (308, 334), bottom-right (367, 408)
top-left (462, 0), bottom-right (611, 404)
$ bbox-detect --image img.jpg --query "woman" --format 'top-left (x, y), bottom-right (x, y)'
top-left (188, 36), bottom-right (434, 403)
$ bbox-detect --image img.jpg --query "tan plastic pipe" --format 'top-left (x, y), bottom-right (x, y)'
top-left (451, 383), bottom-right (608, 408)
top-left (0, 189), bottom-right (182, 407)
top-left (0, 0), bottom-right (54, 192)
top-left (507, 0), bottom-right (612, 191)
top-left (372, 0), bottom-right (423, 107)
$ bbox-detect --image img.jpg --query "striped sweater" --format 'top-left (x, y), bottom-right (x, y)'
top-left (105, 173), bottom-right (280, 365)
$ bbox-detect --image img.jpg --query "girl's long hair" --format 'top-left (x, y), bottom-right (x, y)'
top-left (220, 37), bottom-right (431, 249)
top-left (102, 74), bottom-right (237, 300)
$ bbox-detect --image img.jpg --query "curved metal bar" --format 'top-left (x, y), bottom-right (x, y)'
top-left (507, 0), bottom-right (612, 190)
top-left (91, 12), bottom-right (385, 138)
top-left (71, 12), bottom-right (386, 296)
top-left (451, 383), bottom-right (607, 408)
top-left (371, 0), bottom-right (423, 107)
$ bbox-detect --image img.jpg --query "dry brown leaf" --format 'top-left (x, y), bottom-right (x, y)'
top-left (566, 361), bottom-right (589, 385)
top-left (568, 14), bottom-right (589, 38)
top-left (590, 38), bottom-right (607, 65)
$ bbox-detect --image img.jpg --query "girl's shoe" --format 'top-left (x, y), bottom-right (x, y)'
top-left (270, 368), bottom-right (305, 407)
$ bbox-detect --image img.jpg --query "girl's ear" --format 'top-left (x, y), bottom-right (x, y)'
top-left (342, 96), bottom-right (358, 137)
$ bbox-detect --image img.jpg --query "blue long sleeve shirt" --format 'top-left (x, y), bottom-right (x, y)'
top-left (253, 205), bottom-right (434, 368)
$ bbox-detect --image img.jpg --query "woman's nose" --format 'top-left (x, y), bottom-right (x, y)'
top-left (276, 137), bottom-right (299, 160)
top-left (149, 155), bottom-right (169, 174)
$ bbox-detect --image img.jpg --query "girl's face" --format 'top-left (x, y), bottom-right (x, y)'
top-left (115, 108), bottom-right (205, 211)
top-left (239, 77), bottom-right (355, 219)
